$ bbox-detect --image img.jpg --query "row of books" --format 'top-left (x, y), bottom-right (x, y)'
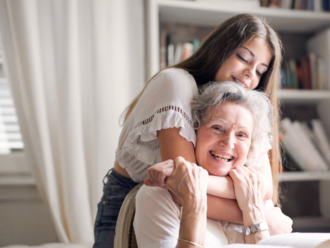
top-left (160, 32), bottom-right (201, 68)
top-left (262, 0), bottom-right (330, 11)
top-left (280, 55), bottom-right (326, 90)
top-left (280, 118), bottom-right (330, 171)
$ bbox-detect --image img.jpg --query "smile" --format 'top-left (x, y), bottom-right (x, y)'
top-left (232, 76), bottom-right (247, 88)
top-left (210, 151), bottom-right (234, 162)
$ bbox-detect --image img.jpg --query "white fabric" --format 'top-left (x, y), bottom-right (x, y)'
top-left (116, 68), bottom-right (198, 182)
top-left (134, 185), bottom-right (228, 248)
top-left (134, 185), bottom-right (275, 247)
top-left (221, 199), bottom-right (274, 244)
top-left (0, 0), bottom-right (144, 244)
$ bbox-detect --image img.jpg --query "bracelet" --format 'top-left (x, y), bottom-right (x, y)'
top-left (243, 222), bottom-right (269, 236)
top-left (178, 238), bottom-right (203, 248)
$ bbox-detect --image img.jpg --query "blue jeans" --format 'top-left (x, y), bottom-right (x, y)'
top-left (93, 168), bottom-right (139, 248)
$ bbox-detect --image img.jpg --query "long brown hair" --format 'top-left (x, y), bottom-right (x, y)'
top-left (124, 14), bottom-right (283, 206)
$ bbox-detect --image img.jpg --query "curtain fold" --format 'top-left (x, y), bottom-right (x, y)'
top-left (0, 0), bottom-right (145, 244)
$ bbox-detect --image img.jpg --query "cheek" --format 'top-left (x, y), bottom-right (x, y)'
top-left (239, 143), bottom-right (251, 160)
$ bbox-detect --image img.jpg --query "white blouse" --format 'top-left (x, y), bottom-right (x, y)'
top-left (115, 68), bottom-right (198, 182)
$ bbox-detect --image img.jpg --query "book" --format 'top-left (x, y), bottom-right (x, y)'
top-left (281, 0), bottom-right (293, 8)
top-left (182, 42), bottom-right (193, 61)
top-left (322, 0), bottom-right (330, 11)
top-left (292, 121), bottom-right (328, 171)
top-left (311, 119), bottom-right (330, 168)
top-left (223, 233), bottom-right (330, 248)
top-left (307, 29), bottom-right (330, 90)
top-left (314, 0), bottom-right (323, 11)
top-left (160, 30), bottom-right (167, 69)
top-left (281, 118), bottom-right (329, 171)
top-left (173, 43), bottom-right (183, 65)
top-left (282, 134), bottom-right (310, 171)
top-left (165, 33), bottom-right (174, 66)
top-left (268, 0), bottom-right (280, 7)
top-left (167, 44), bottom-right (174, 66)
top-left (309, 53), bottom-right (316, 89)
top-left (288, 59), bottom-right (299, 89)
top-left (307, 0), bottom-right (314, 10)
top-left (281, 118), bottom-right (316, 171)
top-left (301, 57), bottom-right (312, 89)
top-left (191, 38), bottom-right (200, 53)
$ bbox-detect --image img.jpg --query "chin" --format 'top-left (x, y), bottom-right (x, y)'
top-left (210, 170), bottom-right (230, 177)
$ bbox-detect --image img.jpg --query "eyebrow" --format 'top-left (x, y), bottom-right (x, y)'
top-left (242, 46), bottom-right (269, 68)
top-left (218, 119), bottom-right (251, 130)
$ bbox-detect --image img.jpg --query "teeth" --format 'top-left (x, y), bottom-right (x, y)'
top-left (234, 78), bottom-right (247, 88)
top-left (210, 151), bottom-right (232, 161)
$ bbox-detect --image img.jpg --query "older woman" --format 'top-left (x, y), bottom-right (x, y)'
top-left (134, 82), bottom-right (288, 247)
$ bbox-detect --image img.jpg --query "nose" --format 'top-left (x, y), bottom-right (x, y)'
top-left (220, 132), bottom-right (235, 149)
top-left (244, 65), bottom-right (256, 79)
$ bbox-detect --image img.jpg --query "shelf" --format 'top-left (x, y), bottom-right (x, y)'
top-left (292, 216), bottom-right (330, 232)
top-left (278, 90), bottom-right (330, 104)
top-left (279, 171), bottom-right (330, 181)
top-left (158, 0), bottom-right (330, 33)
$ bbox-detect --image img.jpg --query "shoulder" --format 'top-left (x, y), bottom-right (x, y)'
top-left (134, 185), bottom-right (181, 247)
top-left (151, 68), bottom-right (197, 91)
top-left (136, 185), bottom-right (179, 212)
top-left (158, 68), bottom-right (193, 80)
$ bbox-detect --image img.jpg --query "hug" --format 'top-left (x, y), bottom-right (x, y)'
top-left (135, 81), bottom-right (281, 246)
top-left (93, 13), bottom-right (292, 248)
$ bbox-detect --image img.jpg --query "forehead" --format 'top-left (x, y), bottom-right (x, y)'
top-left (208, 101), bottom-right (253, 126)
top-left (241, 37), bottom-right (272, 63)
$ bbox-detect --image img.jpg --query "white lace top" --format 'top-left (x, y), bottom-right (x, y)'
top-left (115, 68), bottom-right (198, 182)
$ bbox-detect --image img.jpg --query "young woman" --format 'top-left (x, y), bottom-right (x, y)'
top-left (93, 14), bottom-right (289, 248)
top-left (134, 82), bottom-right (277, 247)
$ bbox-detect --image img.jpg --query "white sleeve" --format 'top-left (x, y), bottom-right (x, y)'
top-left (134, 185), bottom-right (181, 248)
top-left (132, 68), bottom-right (198, 146)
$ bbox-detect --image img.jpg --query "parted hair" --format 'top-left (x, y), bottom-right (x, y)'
top-left (191, 81), bottom-right (273, 169)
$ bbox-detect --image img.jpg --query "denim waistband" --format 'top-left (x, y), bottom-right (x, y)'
top-left (103, 168), bottom-right (139, 188)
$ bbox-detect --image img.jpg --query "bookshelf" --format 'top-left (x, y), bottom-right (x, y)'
top-left (278, 90), bottom-right (330, 103)
top-left (147, 0), bottom-right (330, 231)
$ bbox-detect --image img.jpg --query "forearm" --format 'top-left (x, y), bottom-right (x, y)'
top-left (242, 207), bottom-right (270, 244)
top-left (177, 203), bottom-right (207, 248)
top-left (207, 195), bottom-right (243, 224)
top-left (207, 176), bottom-right (235, 199)
top-left (207, 174), bottom-right (272, 201)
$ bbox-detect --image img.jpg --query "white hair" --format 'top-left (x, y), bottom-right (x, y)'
top-left (191, 81), bottom-right (273, 169)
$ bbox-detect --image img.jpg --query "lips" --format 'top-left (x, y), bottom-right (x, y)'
top-left (209, 151), bottom-right (234, 162)
top-left (232, 76), bottom-right (247, 88)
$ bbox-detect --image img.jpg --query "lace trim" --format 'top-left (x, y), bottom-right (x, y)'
top-left (134, 105), bottom-right (193, 129)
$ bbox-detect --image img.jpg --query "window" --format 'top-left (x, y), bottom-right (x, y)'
top-left (0, 44), bottom-right (28, 176)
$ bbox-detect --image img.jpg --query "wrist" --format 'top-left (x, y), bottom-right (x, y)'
top-left (181, 198), bottom-right (207, 220)
top-left (243, 222), bottom-right (269, 236)
top-left (242, 206), bottom-right (266, 227)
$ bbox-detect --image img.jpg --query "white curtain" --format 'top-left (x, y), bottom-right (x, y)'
top-left (0, 0), bottom-right (145, 245)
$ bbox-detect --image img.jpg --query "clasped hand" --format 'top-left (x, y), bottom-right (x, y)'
top-left (146, 157), bottom-right (208, 206)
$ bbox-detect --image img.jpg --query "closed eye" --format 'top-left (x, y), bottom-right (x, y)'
top-left (237, 54), bottom-right (248, 62)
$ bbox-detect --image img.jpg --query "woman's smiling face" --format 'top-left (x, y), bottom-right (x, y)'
top-left (215, 37), bottom-right (272, 90)
top-left (195, 101), bottom-right (253, 176)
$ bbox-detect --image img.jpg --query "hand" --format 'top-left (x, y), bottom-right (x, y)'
top-left (229, 166), bottom-right (267, 215)
top-left (165, 157), bottom-right (208, 209)
top-left (264, 207), bottom-right (293, 235)
top-left (144, 159), bottom-right (175, 187)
